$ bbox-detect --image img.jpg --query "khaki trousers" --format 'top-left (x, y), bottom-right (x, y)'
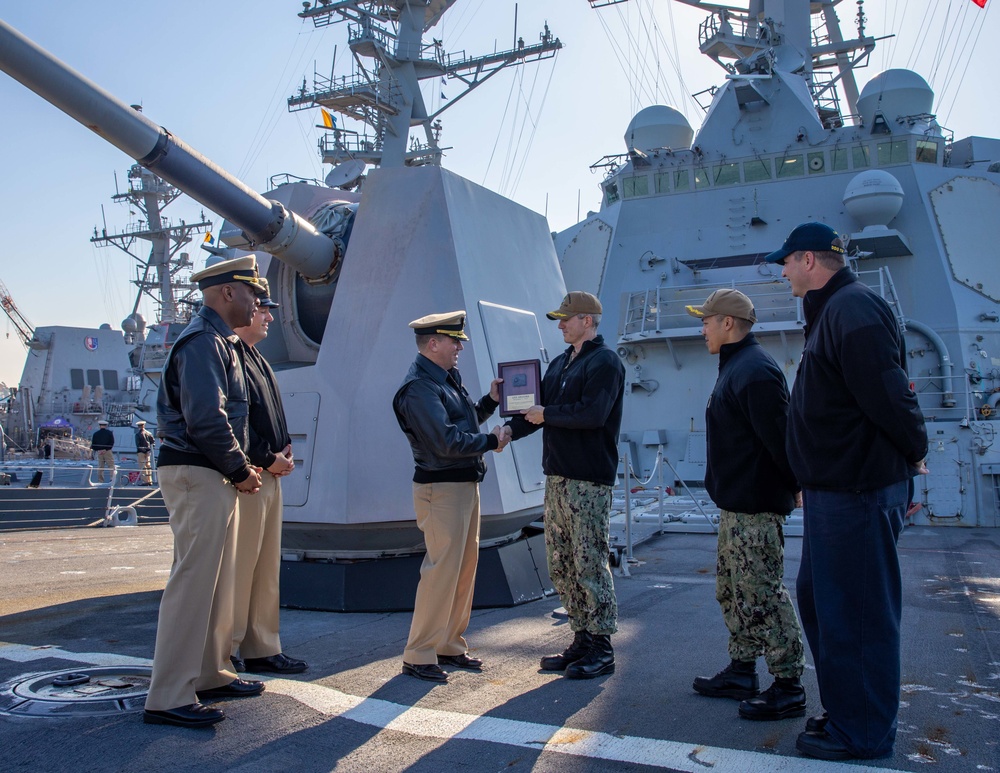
top-left (137, 451), bottom-right (153, 485)
top-left (232, 473), bottom-right (283, 659)
top-left (145, 466), bottom-right (239, 711)
top-left (403, 481), bottom-right (480, 665)
top-left (96, 449), bottom-right (115, 483)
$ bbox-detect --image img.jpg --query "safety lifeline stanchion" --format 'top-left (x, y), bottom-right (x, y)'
top-left (661, 454), bottom-right (717, 533)
top-left (656, 444), bottom-right (665, 533)
top-left (620, 450), bottom-right (632, 577)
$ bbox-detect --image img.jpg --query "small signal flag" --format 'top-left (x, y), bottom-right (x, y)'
top-left (321, 108), bottom-right (335, 129)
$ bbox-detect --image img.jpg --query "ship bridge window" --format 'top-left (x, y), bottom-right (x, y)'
top-left (744, 159), bottom-right (772, 182)
top-left (777, 155), bottom-right (804, 178)
top-left (70, 369), bottom-right (85, 390)
top-left (915, 140), bottom-right (939, 164)
top-left (831, 148), bottom-right (849, 171)
top-left (674, 169), bottom-right (691, 191)
top-left (713, 163), bottom-right (740, 186)
top-left (694, 168), bottom-right (710, 189)
top-left (623, 175), bottom-right (649, 198)
top-left (877, 140), bottom-right (909, 165)
top-left (655, 172), bottom-right (671, 193)
top-left (807, 152), bottom-right (826, 174)
top-left (102, 370), bottom-right (119, 391)
top-left (605, 181), bottom-right (619, 205)
top-left (852, 145), bottom-right (870, 169)
top-left (87, 369), bottom-right (101, 387)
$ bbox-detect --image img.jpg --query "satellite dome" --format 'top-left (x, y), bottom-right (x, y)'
top-left (121, 317), bottom-right (138, 333)
top-left (624, 105), bottom-right (693, 152)
top-left (857, 69), bottom-right (934, 130)
top-left (843, 170), bottom-right (904, 230)
top-left (99, 323), bottom-right (112, 331)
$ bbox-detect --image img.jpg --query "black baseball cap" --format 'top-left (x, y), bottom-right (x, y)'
top-left (765, 222), bottom-right (846, 264)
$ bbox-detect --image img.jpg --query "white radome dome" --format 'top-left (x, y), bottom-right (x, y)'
top-left (857, 69), bottom-right (934, 129)
top-left (843, 170), bottom-right (904, 230)
top-left (624, 105), bottom-right (693, 152)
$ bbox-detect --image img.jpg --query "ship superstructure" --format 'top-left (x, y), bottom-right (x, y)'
top-left (560, 0), bottom-right (1000, 526)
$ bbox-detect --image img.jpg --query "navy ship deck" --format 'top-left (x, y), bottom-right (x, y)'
top-left (1, 524), bottom-right (996, 771)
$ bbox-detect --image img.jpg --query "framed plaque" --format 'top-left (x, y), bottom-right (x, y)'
top-left (497, 359), bottom-right (542, 417)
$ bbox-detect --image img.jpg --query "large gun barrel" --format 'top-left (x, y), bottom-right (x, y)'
top-left (0, 19), bottom-right (338, 281)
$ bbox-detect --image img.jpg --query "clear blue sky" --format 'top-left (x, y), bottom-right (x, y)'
top-left (0, 0), bottom-right (994, 385)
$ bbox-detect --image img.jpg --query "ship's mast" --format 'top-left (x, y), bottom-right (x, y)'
top-left (289, 0), bottom-right (562, 171)
top-left (590, 0), bottom-right (877, 125)
top-left (91, 155), bottom-right (211, 329)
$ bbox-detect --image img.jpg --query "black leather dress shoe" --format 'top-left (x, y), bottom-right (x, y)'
top-left (402, 662), bottom-right (448, 683)
top-left (243, 653), bottom-right (308, 674)
top-left (230, 655), bottom-right (246, 673)
top-left (806, 711), bottom-right (829, 732)
top-left (796, 729), bottom-right (855, 761)
top-left (196, 678), bottom-right (265, 700)
top-left (437, 653), bottom-right (483, 670)
top-left (143, 703), bottom-right (225, 728)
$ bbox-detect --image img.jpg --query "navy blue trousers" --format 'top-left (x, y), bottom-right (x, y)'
top-left (796, 481), bottom-right (906, 759)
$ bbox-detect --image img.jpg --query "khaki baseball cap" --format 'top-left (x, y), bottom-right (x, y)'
top-left (546, 291), bottom-right (602, 320)
top-left (685, 288), bottom-right (757, 323)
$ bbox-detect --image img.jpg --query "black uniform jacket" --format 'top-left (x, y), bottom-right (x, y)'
top-left (393, 353), bottom-right (499, 483)
top-left (156, 305), bottom-right (252, 484)
top-left (507, 335), bottom-right (625, 487)
top-left (705, 333), bottom-right (797, 515)
top-left (788, 267), bottom-right (928, 491)
top-left (241, 342), bottom-right (292, 470)
top-left (91, 429), bottom-right (115, 451)
top-left (134, 429), bottom-right (154, 453)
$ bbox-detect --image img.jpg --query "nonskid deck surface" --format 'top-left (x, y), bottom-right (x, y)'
top-left (0, 525), bottom-right (996, 772)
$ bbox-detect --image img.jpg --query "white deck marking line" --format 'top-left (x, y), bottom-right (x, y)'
top-left (0, 642), bottom-right (151, 667)
top-left (266, 677), bottom-right (905, 772)
top-left (0, 644), bottom-right (904, 772)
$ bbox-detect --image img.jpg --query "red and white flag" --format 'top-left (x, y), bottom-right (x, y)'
top-left (971, 0), bottom-right (987, 8)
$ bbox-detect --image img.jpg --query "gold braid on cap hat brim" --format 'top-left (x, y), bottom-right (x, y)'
top-left (231, 274), bottom-right (261, 285)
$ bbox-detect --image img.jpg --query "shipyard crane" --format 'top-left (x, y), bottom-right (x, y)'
top-left (0, 279), bottom-right (34, 349)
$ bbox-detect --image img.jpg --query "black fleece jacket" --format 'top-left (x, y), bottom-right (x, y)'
top-left (788, 267), bottom-right (928, 490)
top-left (507, 335), bottom-right (625, 486)
top-left (705, 333), bottom-right (797, 515)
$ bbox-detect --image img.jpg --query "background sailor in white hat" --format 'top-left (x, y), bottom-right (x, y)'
top-left (134, 419), bottom-right (155, 486)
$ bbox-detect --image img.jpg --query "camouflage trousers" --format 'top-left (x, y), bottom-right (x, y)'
top-left (717, 509), bottom-right (804, 678)
top-left (544, 475), bottom-right (618, 635)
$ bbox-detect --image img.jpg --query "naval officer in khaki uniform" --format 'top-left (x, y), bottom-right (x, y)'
top-left (230, 280), bottom-right (307, 675)
top-left (144, 256), bottom-right (265, 729)
top-left (392, 311), bottom-right (508, 682)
